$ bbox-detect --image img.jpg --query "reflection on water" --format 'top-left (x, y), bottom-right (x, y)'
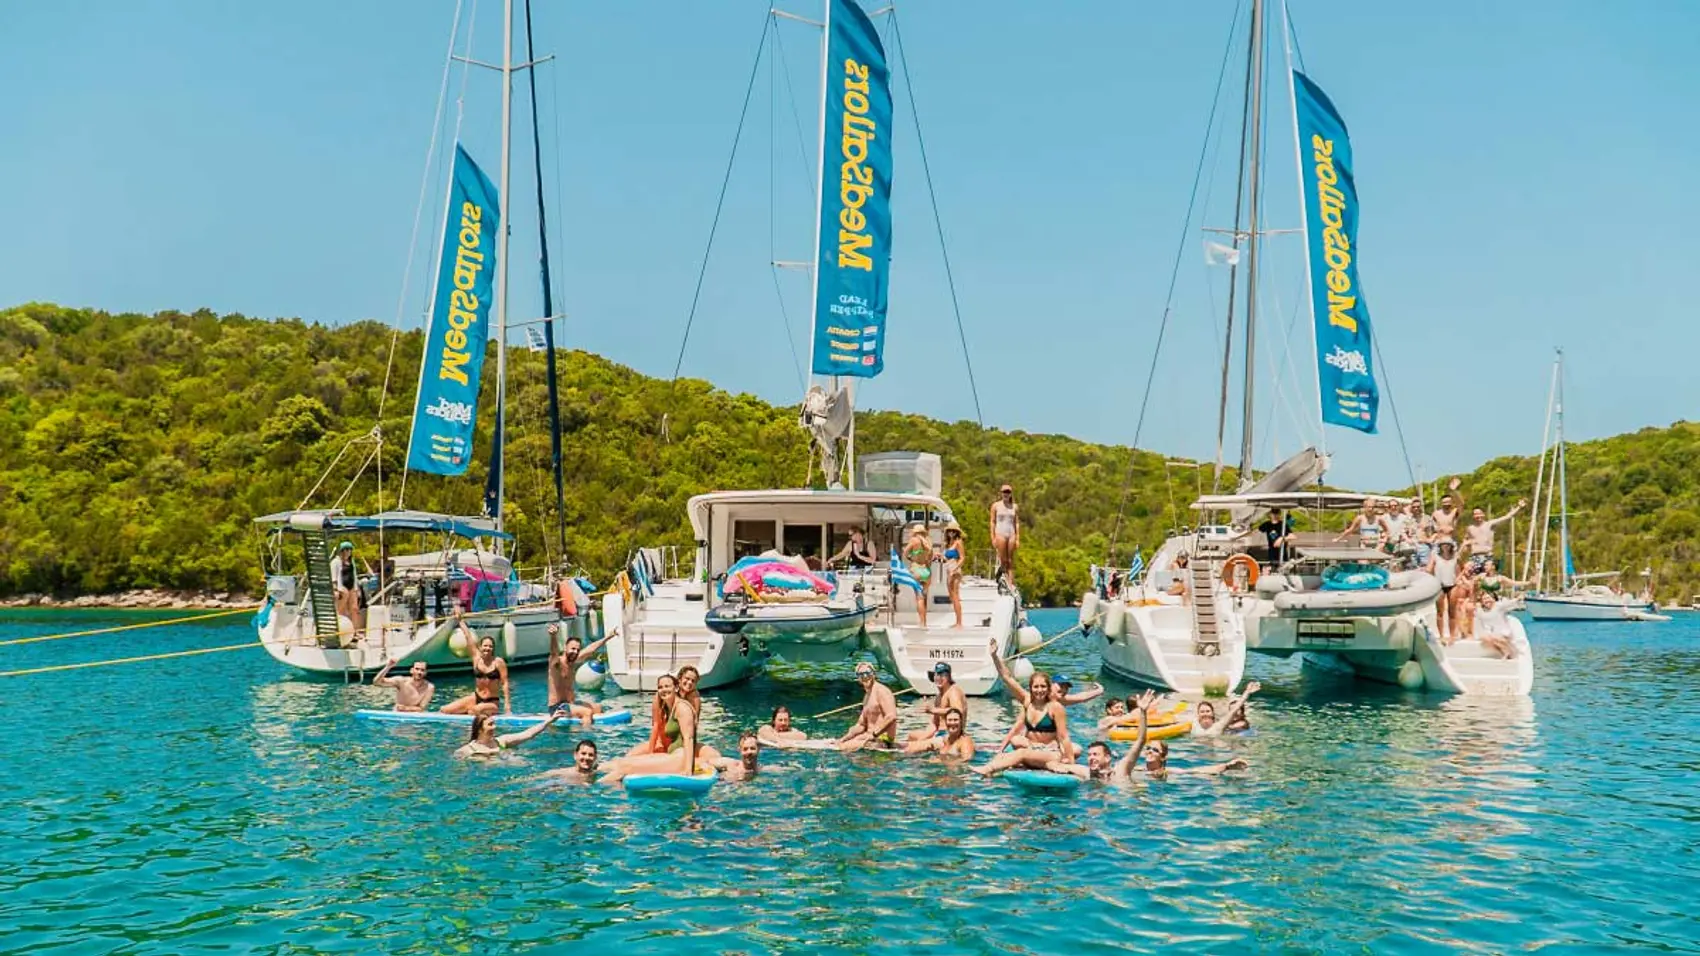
top-left (3, 610), bottom-right (1699, 953)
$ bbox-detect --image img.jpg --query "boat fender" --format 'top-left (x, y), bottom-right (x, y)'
top-left (1220, 554), bottom-right (1260, 593)
top-left (1009, 657), bottom-right (1035, 684)
top-left (624, 769), bottom-right (717, 795)
top-left (1102, 601), bottom-right (1127, 639)
top-left (1397, 659), bottom-right (1425, 690)
top-left (1016, 624), bottom-right (1043, 653)
top-left (558, 580), bottom-right (577, 618)
top-left (1079, 592), bottom-right (1100, 631)
top-left (576, 659), bottom-right (606, 690)
top-left (501, 620), bottom-right (518, 659)
top-left (447, 625), bottom-right (471, 658)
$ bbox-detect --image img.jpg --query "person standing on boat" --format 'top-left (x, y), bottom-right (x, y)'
top-left (440, 622), bottom-right (510, 716)
top-left (1464, 499), bottom-right (1527, 572)
top-left (838, 661), bottom-right (899, 751)
top-left (906, 661), bottom-right (969, 748)
top-left (1431, 477), bottom-right (1464, 543)
top-left (829, 528), bottom-right (876, 569)
top-left (1409, 498), bottom-right (1437, 569)
top-left (455, 710), bottom-right (560, 759)
top-left (371, 658), bottom-right (434, 712)
top-left (942, 523), bottom-right (966, 627)
top-left (547, 622), bottom-right (615, 728)
top-left (989, 485), bottom-right (1020, 589)
top-left (1258, 508), bottom-right (1297, 565)
top-left (1336, 500), bottom-right (1390, 550)
top-left (1426, 540), bottom-right (1462, 642)
top-left (328, 540), bottom-right (366, 632)
top-left (903, 525), bottom-right (935, 628)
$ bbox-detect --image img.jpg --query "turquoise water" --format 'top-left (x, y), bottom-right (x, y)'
top-left (4, 607), bottom-right (1699, 954)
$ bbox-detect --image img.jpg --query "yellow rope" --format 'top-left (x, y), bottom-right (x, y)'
top-left (0, 605), bottom-right (259, 647)
top-left (0, 642), bottom-right (258, 678)
top-left (1007, 617), bottom-right (1095, 661)
top-left (808, 685), bottom-right (918, 721)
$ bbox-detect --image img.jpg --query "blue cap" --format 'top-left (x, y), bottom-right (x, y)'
top-left (932, 661), bottom-right (952, 676)
top-left (1054, 675), bottom-right (1073, 686)
top-left (338, 540), bottom-right (354, 551)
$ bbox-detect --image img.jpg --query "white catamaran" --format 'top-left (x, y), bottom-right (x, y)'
top-left (1520, 351), bottom-right (1658, 622)
top-left (602, 0), bottom-right (1021, 695)
top-left (1085, 0), bottom-right (1531, 696)
top-left (254, 0), bottom-right (599, 676)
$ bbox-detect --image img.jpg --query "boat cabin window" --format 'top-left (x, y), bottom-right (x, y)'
top-left (783, 523), bottom-right (828, 570)
top-left (732, 520), bottom-right (777, 560)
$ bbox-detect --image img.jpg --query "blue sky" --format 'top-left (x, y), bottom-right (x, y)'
top-left (5, 0), bottom-right (1697, 492)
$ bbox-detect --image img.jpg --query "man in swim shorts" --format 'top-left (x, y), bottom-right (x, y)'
top-left (1431, 477), bottom-right (1463, 543)
top-left (906, 661), bottom-right (968, 748)
top-left (1464, 498), bottom-right (1526, 572)
top-left (838, 662), bottom-right (899, 751)
top-left (547, 622), bottom-right (617, 727)
top-left (712, 733), bottom-right (763, 782)
top-left (372, 658), bottom-right (434, 712)
top-left (758, 705), bottom-right (809, 746)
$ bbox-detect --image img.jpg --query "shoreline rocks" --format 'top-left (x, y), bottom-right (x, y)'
top-left (0, 589), bottom-right (256, 610)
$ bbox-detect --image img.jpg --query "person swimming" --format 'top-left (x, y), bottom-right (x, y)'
top-left (904, 706), bottom-right (975, 761)
top-left (838, 662), bottom-right (899, 751)
top-left (710, 733), bottom-right (763, 782)
top-left (905, 662), bottom-right (968, 748)
top-left (535, 739), bottom-right (600, 785)
top-left (372, 658), bottom-right (434, 712)
top-left (440, 623), bottom-right (509, 716)
top-left (758, 705), bottom-right (808, 747)
top-left (455, 710), bottom-right (560, 759)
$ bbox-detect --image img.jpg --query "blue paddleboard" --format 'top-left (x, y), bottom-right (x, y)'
top-left (1003, 769), bottom-right (1084, 791)
top-left (624, 771), bottom-right (717, 796)
top-left (356, 708), bottom-right (633, 728)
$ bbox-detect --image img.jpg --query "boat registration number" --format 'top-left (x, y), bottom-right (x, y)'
top-left (1295, 620), bottom-right (1354, 646)
top-left (927, 648), bottom-right (968, 660)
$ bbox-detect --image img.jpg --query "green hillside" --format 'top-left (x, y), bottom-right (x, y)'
top-left (5, 303), bottom-right (1691, 605)
top-left (0, 304), bottom-right (1189, 606)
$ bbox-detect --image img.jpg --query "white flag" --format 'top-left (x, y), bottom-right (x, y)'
top-left (1204, 240), bottom-right (1242, 267)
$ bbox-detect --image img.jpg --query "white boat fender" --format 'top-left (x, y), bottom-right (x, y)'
top-left (501, 620), bottom-right (518, 659)
top-left (1397, 659), bottom-right (1425, 690)
top-left (1016, 624), bottom-right (1043, 653)
top-left (1079, 592), bottom-right (1100, 631)
top-left (576, 659), bottom-right (607, 690)
top-left (1103, 602), bottom-right (1127, 639)
top-left (1009, 657), bottom-right (1035, 684)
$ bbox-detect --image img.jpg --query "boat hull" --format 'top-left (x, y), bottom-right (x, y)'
top-left (257, 601), bottom-right (581, 677)
top-left (1524, 594), bottom-right (1656, 620)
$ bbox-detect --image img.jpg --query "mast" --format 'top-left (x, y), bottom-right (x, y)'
top-left (1521, 357), bottom-right (1559, 588)
top-left (492, 0), bottom-right (515, 532)
top-left (1237, 0), bottom-right (1266, 482)
top-left (521, 0), bottom-right (568, 562)
top-left (1555, 348), bottom-right (1571, 590)
top-left (1211, 3), bottom-right (1258, 491)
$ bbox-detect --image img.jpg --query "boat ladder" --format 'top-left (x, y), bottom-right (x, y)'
top-left (1191, 561), bottom-right (1222, 657)
top-left (302, 531), bottom-right (342, 647)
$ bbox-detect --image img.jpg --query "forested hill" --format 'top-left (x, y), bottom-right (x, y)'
top-left (3, 303), bottom-right (1693, 606)
top-left (0, 304), bottom-right (1185, 606)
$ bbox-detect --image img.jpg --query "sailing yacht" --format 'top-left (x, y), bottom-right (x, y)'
top-left (253, 0), bottom-right (597, 676)
top-left (1086, 0), bottom-right (1531, 696)
top-left (603, 0), bottom-right (1021, 695)
top-left (1521, 352), bottom-right (1658, 621)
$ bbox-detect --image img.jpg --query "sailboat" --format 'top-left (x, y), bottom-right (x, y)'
top-left (602, 0), bottom-right (1022, 695)
top-left (1521, 351), bottom-right (1658, 621)
top-left (1085, 0), bottom-right (1532, 696)
top-left (252, 0), bottom-right (598, 677)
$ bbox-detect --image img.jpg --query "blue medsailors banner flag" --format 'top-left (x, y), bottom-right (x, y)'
top-left (1293, 71), bottom-right (1378, 433)
top-left (810, 0), bottom-right (892, 379)
top-left (407, 144), bottom-right (500, 475)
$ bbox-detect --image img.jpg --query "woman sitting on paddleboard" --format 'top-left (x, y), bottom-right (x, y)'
top-left (600, 674), bottom-right (702, 784)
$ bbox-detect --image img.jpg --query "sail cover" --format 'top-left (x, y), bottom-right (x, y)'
top-left (1293, 71), bottom-right (1378, 434)
top-left (407, 144), bottom-right (500, 475)
top-left (809, 0), bottom-right (893, 379)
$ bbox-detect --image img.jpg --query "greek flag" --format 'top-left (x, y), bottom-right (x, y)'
top-left (1128, 550), bottom-right (1145, 582)
top-left (889, 548), bottom-right (922, 593)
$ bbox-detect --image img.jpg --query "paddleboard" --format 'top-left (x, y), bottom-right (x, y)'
top-left (624, 770), bottom-right (718, 796)
top-left (1003, 769), bottom-right (1083, 791)
top-left (356, 708), bottom-right (633, 728)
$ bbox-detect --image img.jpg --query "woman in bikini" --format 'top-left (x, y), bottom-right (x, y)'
top-left (973, 670), bottom-right (1078, 775)
top-left (904, 525), bottom-right (935, 628)
top-left (455, 710), bottom-right (560, 759)
top-left (941, 524), bottom-right (966, 628)
top-left (1426, 540), bottom-right (1461, 642)
top-left (440, 624), bottom-right (510, 716)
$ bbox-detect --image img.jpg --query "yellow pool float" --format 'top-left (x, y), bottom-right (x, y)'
top-left (1109, 720), bottom-right (1192, 742)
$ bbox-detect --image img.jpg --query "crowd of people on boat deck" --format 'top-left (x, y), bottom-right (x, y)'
top-left (368, 618), bottom-right (1252, 786)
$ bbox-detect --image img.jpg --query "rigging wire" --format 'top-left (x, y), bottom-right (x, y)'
top-left (890, 10), bottom-right (983, 431)
top-left (668, 13), bottom-right (772, 385)
top-left (766, 16), bottom-right (807, 394)
top-left (1104, 2), bottom-right (1244, 563)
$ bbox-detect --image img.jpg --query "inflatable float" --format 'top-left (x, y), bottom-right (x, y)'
top-left (624, 769), bottom-right (718, 796)
top-left (1108, 720), bottom-right (1193, 743)
top-left (1003, 769), bottom-right (1084, 791)
top-left (355, 708), bottom-right (633, 728)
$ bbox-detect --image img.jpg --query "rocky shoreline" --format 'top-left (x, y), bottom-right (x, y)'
top-left (0, 589), bottom-right (256, 610)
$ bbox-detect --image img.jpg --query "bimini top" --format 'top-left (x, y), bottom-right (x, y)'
top-left (1190, 491), bottom-right (1372, 513)
top-left (252, 509), bottom-right (513, 541)
top-left (685, 488), bottom-right (949, 538)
